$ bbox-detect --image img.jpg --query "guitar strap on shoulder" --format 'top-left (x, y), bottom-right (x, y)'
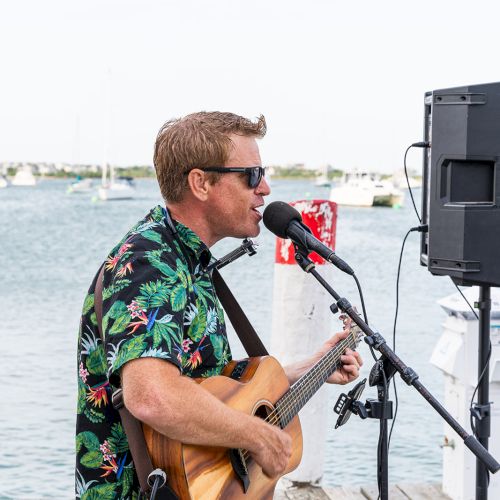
top-left (211, 268), bottom-right (268, 357)
top-left (94, 264), bottom-right (177, 500)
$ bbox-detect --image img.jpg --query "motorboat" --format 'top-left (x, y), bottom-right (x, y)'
top-left (98, 164), bottom-right (136, 201)
top-left (329, 171), bottom-right (404, 207)
top-left (0, 175), bottom-right (8, 188)
top-left (12, 166), bottom-right (36, 186)
top-left (67, 176), bottom-right (93, 194)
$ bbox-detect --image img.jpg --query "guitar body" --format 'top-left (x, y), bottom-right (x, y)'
top-left (142, 356), bottom-right (303, 499)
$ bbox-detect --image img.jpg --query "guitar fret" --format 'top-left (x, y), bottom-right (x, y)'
top-left (275, 335), bottom-right (359, 428)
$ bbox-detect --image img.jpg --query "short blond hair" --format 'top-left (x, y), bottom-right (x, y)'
top-left (154, 112), bottom-right (266, 203)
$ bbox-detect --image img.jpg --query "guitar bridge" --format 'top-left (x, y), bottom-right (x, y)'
top-left (229, 448), bottom-right (250, 493)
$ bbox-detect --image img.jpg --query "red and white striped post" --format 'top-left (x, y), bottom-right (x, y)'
top-left (270, 199), bottom-right (338, 485)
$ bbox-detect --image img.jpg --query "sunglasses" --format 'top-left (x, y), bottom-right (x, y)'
top-left (188, 166), bottom-right (266, 189)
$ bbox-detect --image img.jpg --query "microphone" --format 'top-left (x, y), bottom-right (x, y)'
top-left (262, 201), bottom-right (355, 276)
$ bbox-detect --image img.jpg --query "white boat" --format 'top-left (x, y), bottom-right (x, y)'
top-left (314, 165), bottom-right (331, 187)
top-left (391, 172), bottom-right (422, 190)
top-left (0, 175), bottom-right (8, 188)
top-left (329, 171), bottom-right (404, 207)
top-left (12, 166), bottom-right (36, 186)
top-left (67, 177), bottom-right (93, 194)
top-left (98, 164), bottom-right (136, 201)
top-left (315, 175), bottom-right (331, 187)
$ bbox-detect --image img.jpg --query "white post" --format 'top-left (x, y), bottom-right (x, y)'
top-left (270, 199), bottom-right (337, 485)
top-left (430, 287), bottom-right (500, 500)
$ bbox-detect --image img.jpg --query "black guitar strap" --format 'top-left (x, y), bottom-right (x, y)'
top-left (212, 268), bottom-right (268, 357)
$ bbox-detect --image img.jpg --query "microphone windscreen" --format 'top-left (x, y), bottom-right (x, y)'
top-left (263, 201), bottom-right (302, 238)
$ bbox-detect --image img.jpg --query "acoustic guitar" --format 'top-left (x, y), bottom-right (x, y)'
top-left (143, 323), bottom-right (362, 499)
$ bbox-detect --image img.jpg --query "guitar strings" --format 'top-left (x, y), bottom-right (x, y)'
top-left (238, 336), bottom-right (357, 463)
top-left (274, 335), bottom-right (358, 423)
top-left (270, 335), bottom-right (358, 426)
top-left (238, 332), bottom-right (361, 463)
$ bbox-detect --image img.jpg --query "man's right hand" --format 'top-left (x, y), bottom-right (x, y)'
top-left (247, 418), bottom-right (292, 478)
top-left (123, 358), bottom-right (293, 478)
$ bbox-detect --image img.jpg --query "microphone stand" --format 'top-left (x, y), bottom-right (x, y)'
top-left (292, 249), bottom-right (500, 500)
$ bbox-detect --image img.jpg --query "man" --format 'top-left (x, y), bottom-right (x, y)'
top-left (75, 112), bottom-right (362, 499)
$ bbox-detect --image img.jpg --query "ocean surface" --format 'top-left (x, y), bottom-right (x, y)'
top-left (0, 178), bottom-right (464, 498)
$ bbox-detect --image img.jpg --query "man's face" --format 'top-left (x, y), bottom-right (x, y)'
top-left (205, 134), bottom-right (271, 242)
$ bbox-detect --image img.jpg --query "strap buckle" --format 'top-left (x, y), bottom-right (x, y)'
top-left (111, 388), bottom-right (124, 410)
top-left (147, 468), bottom-right (167, 489)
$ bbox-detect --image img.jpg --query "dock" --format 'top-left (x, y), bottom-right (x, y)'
top-left (275, 482), bottom-right (450, 499)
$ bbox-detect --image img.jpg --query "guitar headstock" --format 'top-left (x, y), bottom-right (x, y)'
top-left (340, 313), bottom-right (363, 348)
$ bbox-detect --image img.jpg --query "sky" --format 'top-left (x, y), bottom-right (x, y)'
top-left (2, 0), bottom-right (500, 173)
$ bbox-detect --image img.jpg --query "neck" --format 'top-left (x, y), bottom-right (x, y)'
top-left (167, 201), bottom-right (220, 248)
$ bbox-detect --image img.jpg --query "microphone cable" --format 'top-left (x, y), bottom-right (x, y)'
top-left (351, 273), bottom-right (379, 363)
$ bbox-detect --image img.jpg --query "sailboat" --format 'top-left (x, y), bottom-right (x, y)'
top-left (12, 166), bottom-right (36, 186)
top-left (67, 176), bottom-right (93, 194)
top-left (97, 163), bottom-right (136, 201)
top-left (314, 165), bottom-right (331, 187)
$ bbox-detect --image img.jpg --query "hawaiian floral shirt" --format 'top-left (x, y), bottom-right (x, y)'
top-left (75, 205), bottom-right (232, 499)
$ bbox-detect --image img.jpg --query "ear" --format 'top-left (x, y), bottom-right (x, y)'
top-left (186, 169), bottom-right (210, 201)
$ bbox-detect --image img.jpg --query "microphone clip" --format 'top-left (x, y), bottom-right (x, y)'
top-left (195, 238), bottom-right (258, 279)
top-left (293, 244), bottom-right (316, 273)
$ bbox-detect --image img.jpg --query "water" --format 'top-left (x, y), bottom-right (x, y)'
top-left (0, 179), bottom-right (459, 498)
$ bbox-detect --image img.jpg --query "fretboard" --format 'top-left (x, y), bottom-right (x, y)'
top-left (274, 334), bottom-right (358, 428)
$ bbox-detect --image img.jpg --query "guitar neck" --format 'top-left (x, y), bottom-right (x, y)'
top-left (274, 335), bottom-right (357, 428)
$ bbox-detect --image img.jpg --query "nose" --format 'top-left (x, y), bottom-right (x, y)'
top-left (256, 176), bottom-right (271, 196)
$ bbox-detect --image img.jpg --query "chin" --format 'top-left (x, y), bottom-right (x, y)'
top-left (233, 225), bottom-right (260, 240)
top-left (247, 224), bottom-right (261, 238)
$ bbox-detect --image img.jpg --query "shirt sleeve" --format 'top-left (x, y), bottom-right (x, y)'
top-left (101, 243), bottom-right (192, 382)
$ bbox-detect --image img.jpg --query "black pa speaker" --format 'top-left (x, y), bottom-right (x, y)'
top-left (420, 81), bottom-right (500, 287)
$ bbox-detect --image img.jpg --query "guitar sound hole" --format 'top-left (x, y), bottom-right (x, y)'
top-left (254, 404), bottom-right (274, 421)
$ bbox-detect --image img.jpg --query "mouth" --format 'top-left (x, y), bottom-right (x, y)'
top-left (251, 205), bottom-right (263, 220)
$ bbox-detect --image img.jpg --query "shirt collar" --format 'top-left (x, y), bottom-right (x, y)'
top-left (152, 205), bottom-right (211, 263)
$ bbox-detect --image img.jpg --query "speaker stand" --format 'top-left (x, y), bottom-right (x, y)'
top-left (473, 286), bottom-right (492, 500)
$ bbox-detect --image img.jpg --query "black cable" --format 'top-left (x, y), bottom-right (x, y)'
top-left (353, 274), bottom-right (378, 362)
top-left (453, 284), bottom-right (479, 321)
top-left (353, 274), bottom-right (368, 326)
top-left (351, 275), bottom-right (383, 497)
top-left (452, 284), bottom-right (492, 485)
top-left (351, 225), bottom-right (423, 498)
top-left (470, 346), bottom-right (492, 434)
top-left (387, 228), bottom-right (413, 450)
top-left (452, 283), bottom-right (492, 438)
top-left (403, 142), bottom-right (429, 223)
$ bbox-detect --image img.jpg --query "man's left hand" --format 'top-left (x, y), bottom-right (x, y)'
top-left (284, 328), bottom-right (363, 386)
top-left (314, 329), bottom-right (363, 385)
